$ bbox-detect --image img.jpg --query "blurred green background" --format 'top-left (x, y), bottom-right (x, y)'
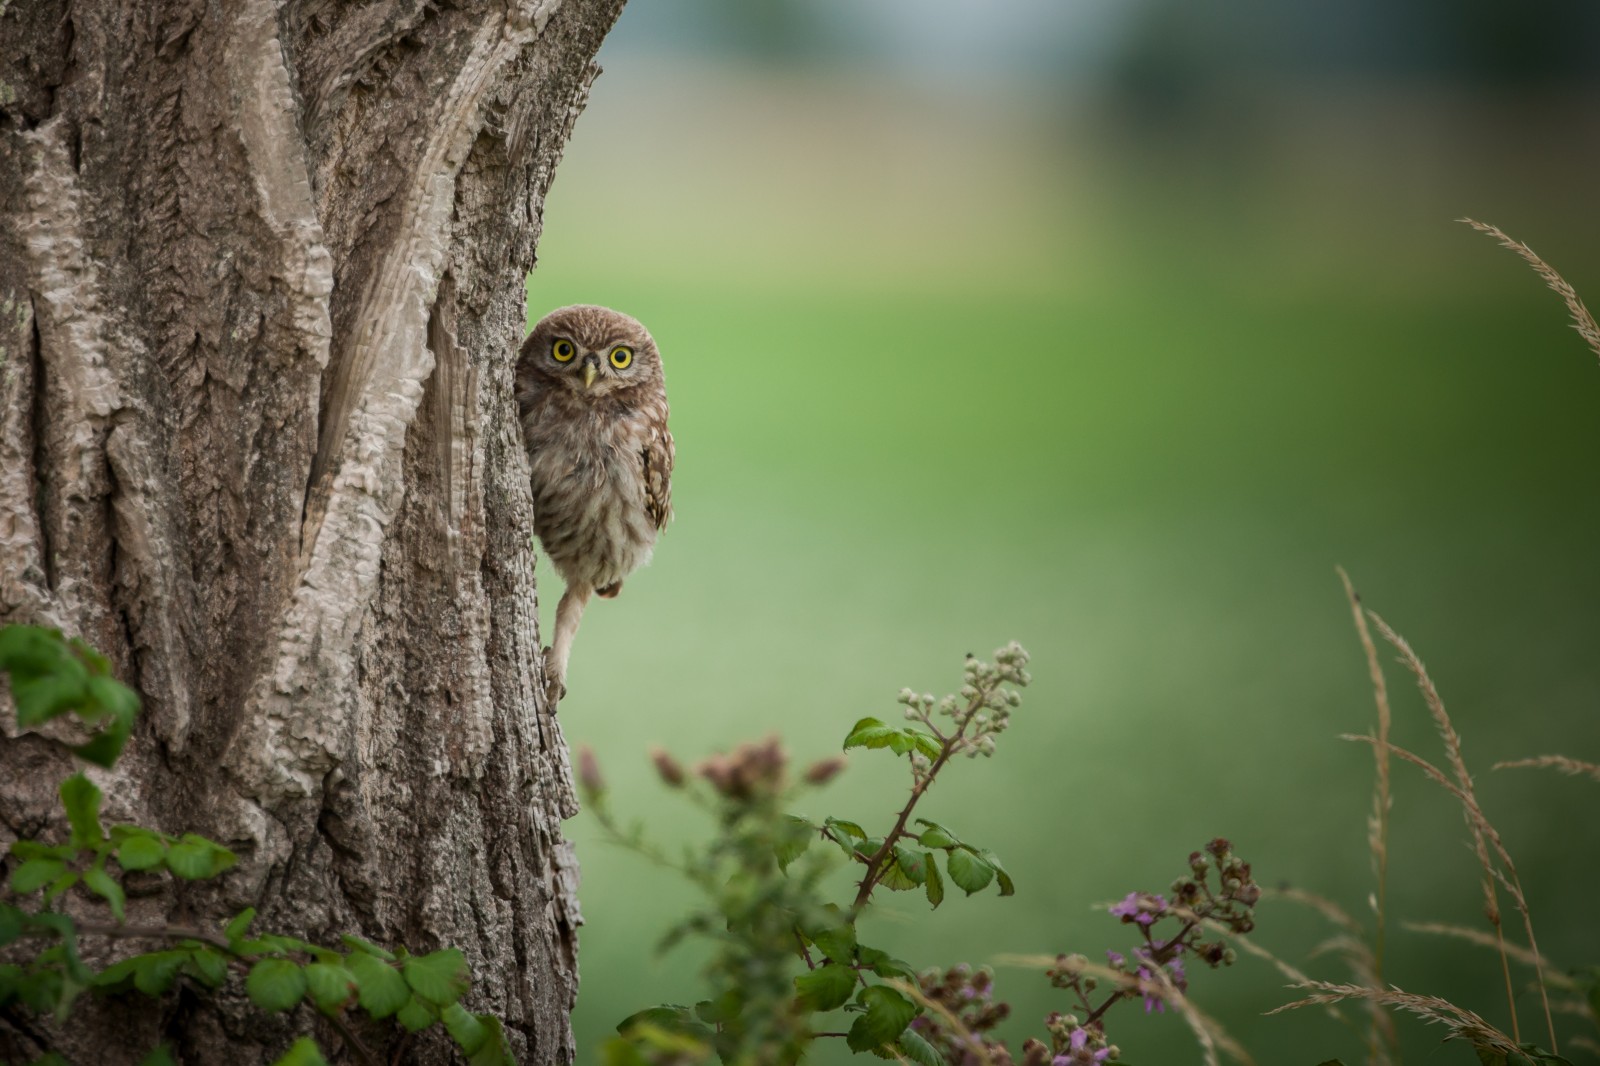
top-left (524, 2), bottom-right (1600, 1062)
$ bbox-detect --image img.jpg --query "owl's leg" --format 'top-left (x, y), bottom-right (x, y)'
top-left (545, 583), bottom-right (593, 704)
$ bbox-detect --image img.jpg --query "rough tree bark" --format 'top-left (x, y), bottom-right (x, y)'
top-left (0, 0), bottom-right (625, 1060)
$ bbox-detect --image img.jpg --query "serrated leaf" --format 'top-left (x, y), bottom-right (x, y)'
top-left (10, 840), bottom-right (75, 861)
top-left (468, 1014), bottom-right (516, 1066)
top-left (339, 933), bottom-right (395, 961)
top-left (246, 958), bottom-right (306, 1013)
top-left (804, 906), bottom-right (857, 964)
top-left (12, 672), bottom-right (87, 727)
top-left (347, 949), bottom-right (409, 1018)
top-left (83, 865), bottom-right (125, 921)
top-left (0, 626), bottom-right (69, 677)
top-left (945, 848), bottom-right (995, 895)
top-left (117, 834), bottom-right (166, 872)
top-left (980, 850), bottom-right (1015, 896)
top-left (225, 908), bottom-right (256, 945)
top-left (897, 1029), bottom-right (943, 1066)
top-left (271, 1037), bottom-right (329, 1066)
top-left (693, 988), bottom-right (742, 1024)
top-left (924, 852), bottom-right (945, 907)
top-left (443, 1001), bottom-right (490, 1054)
top-left (185, 948), bottom-right (229, 989)
top-left (843, 718), bottom-right (901, 751)
top-left (910, 733), bottom-right (942, 760)
top-left (72, 716), bottom-right (132, 769)
top-left (396, 995), bottom-right (436, 1032)
top-left (304, 962), bottom-right (357, 1013)
top-left (165, 834), bottom-right (236, 880)
top-left (885, 732), bottom-right (917, 755)
top-left (11, 857), bottom-right (66, 894)
top-left (824, 818), bottom-right (866, 839)
top-left (795, 963), bottom-right (856, 1011)
top-left (0, 903), bottom-right (22, 947)
top-left (858, 946), bottom-right (916, 979)
top-left (60, 774), bottom-right (104, 847)
top-left (846, 986), bottom-right (919, 1052)
top-left (133, 951), bottom-right (188, 996)
top-left (916, 825), bottom-right (957, 849)
top-left (775, 815), bottom-right (813, 872)
top-left (85, 675), bottom-right (140, 722)
top-left (892, 846), bottom-right (928, 885)
top-left (617, 1004), bottom-right (714, 1039)
top-left (44, 870), bottom-right (80, 901)
top-left (403, 948), bottom-right (468, 1006)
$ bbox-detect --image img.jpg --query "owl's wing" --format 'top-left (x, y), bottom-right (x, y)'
top-left (642, 423), bottom-right (674, 530)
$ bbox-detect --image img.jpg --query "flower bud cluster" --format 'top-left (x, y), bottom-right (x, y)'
top-left (692, 735), bottom-right (789, 801)
top-left (911, 965), bottom-right (1015, 1065)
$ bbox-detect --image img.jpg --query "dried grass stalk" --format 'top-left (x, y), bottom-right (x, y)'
top-left (1462, 218), bottom-right (1600, 364)
top-left (1493, 754), bottom-right (1600, 783)
top-left (1271, 981), bottom-right (1523, 1057)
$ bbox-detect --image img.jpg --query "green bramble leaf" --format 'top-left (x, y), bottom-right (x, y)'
top-left (910, 732), bottom-right (942, 760)
top-left (346, 949), bottom-right (410, 1018)
top-left (185, 947), bottom-right (229, 989)
top-left (892, 846), bottom-right (928, 885)
top-left (304, 962), bottom-right (358, 1013)
top-left (885, 732), bottom-right (917, 756)
top-left (10, 840), bottom-right (75, 861)
top-left (44, 869), bottom-right (80, 902)
top-left (402, 948), bottom-right (468, 1006)
top-left (271, 1037), bottom-right (329, 1066)
top-left (924, 854), bottom-right (945, 908)
top-left (117, 834), bottom-right (166, 871)
top-left (443, 1001), bottom-right (490, 1054)
top-left (794, 962), bottom-right (856, 1011)
top-left (133, 951), bottom-right (189, 996)
top-left (11, 857), bottom-right (67, 895)
top-left (617, 1004), bottom-right (714, 1040)
top-left (165, 834), bottom-right (236, 880)
top-left (466, 1013), bottom-right (516, 1066)
top-left (915, 821), bottom-right (958, 850)
top-left (60, 773), bottom-right (104, 846)
top-left (0, 903), bottom-right (22, 947)
top-left (246, 958), bottom-right (306, 1012)
top-left (693, 989), bottom-right (742, 1024)
top-left (897, 1029), bottom-right (943, 1066)
top-left (803, 906), bottom-right (857, 964)
top-left (846, 985), bottom-right (919, 1052)
top-left (339, 933), bottom-right (395, 961)
top-left (981, 850), bottom-right (1015, 896)
top-left (945, 848), bottom-right (996, 895)
top-left (85, 674), bottom-right (140, 722)
top-left (0, 961), bottom-right (28, 1005)
top-left (225, 908), bottom-right (257, 946)
top-left (824, 817), bottom-right (866, 839)
top-left (0, 625), bottom-right (71, 679)
top-left (775, 815), bottom-right (813, 872)
top-left (858, 946), bottom-right (916, 980)
top-left (396, 995), bottom-right (436, 1032)
top-left (843, 717), bottom-right (901, 751)
top-left (11, 672), bottom-right (87, 727)
top-left (82, 865), bottom-right (125, 921)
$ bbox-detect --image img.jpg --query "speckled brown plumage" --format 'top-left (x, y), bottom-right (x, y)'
top-left (516, 304), bottom-right (673, 699)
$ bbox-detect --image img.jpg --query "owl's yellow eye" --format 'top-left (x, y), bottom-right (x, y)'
top-left (552, 339), bottom-right (576, 362)
top-left (609, 346), bottom-right (633, 370)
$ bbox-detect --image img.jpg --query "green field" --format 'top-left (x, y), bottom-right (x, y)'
top-left (527, 63), bottom-right (1600, 1064)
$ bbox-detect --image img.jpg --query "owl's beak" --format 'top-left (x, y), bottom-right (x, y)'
top-left (582, 358), bottom-right (599, 389)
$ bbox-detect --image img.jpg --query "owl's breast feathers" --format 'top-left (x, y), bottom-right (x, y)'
top-left (519, 386), bottom-right (673, 591)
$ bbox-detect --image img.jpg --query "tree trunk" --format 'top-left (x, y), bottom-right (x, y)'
top-left (0, 0), bottom-right (623, 1060)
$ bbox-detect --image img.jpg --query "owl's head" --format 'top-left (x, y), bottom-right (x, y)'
top-left (518, 304), bottom-right (663, 400)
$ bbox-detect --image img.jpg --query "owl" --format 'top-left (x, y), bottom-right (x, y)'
top-left (515, 305), bottom-right (674, 702)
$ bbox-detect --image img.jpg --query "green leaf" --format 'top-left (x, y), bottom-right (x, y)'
top-left (846, 985), bottom-right (919, 1052)
top-left (804, 906), bottom-right (857, 964)
top-left (858, 946), bottom-right (916, 980)
top-left (0, 626), bottom-right (70, 677)
top-left (43, 870), bottom-right (80, 901)
top-left (165, 834), bottom-right (236, 880)
top-left (0, 962), bottom-right (26, 1006)
top-left (824, 818), bottom-right (866, 839)
top-left (843, 718), bottom-right (900, 751)
top-left (304, 962), bottom-right (358, 1013)
top-left (138, 1046), bottom-right (177, 1066)
top-left (271, 1037), bottom-right (329, 1066)
top-left (396, 995), bottom-right (436, 1032)
top-left (60, 773), bottom-right (104, 846)
top-left (347, 949), bottom-right (410, 1018)
top-left (246, 958), bottom-right (306, 1013)
top-left (910, 733), bottom-right (943, 760)
top-left (185, 948), bottom-right (229, 989)
top-left (85, 674), bottom-right (140, 722)
top-left (897, 1029), bottom-right (943, 1066)
top-left (0, 903), bottom-right (23, 947)
top-left (11, 857), bottom-right (67, 894)
top-left (945, 848), bottom-right (996, 895)
top-left (617, 1004), bottom-right (714, 1040)
top-left (83, 865), bottom-right (125, 921)
top-left (980, 850), bottom-right (1015, 896)
top-left (339, 933), bottom-right (395, 961)
top-left (117, 834), bottom-right (166, 872)
top-left (885, 732), bottom-right (917, 756)
top-left (10, 840), bottom-right (76, 861)
top-left (693, 989), bottom-right (742, 1024)
top-left (12, 672), bottom-right (87, 727)
top-left (442, 1002), bottom-right (490, 1054)
top-left (924, 851), bottom-right (945, 908)
top-left (892, 846), bottom-right (928, 885)
top-left (915, 824), bottom-right (957, 850)
top-left (403, 948), bottom-right (468, 1006)
top-left (72, 716), bottom-right (132, 769)
top-left (775, 815), bottom-right (813, 872)
top-left (225, 908), bottom-right (257, 946)
top-left (133, 951), bottom-right (188, 996)
top-left (795, 963), bottom-right (856, 1011)
top-left (467, 1014), bottom-right (516, 1066)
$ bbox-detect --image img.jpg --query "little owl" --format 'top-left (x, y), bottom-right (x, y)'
top-left (516, 305), bottom-right (674, 702)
